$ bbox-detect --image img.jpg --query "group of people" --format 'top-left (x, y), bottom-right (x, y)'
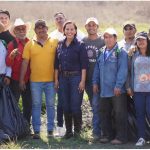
top-left (0, 9), bottom-right (150, 147)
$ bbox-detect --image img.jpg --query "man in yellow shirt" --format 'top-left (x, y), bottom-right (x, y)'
top-left (19, 19), bottom-right (58, 139)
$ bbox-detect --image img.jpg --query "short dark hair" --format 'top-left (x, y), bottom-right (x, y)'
top-left (0, 10), bottom-right (10, 18)
top-left (63, 21), bottom-right (77, 37)
top-left (54, 12), bottom-right (65, 18)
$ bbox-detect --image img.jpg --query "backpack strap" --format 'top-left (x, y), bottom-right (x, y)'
top-left (1, 40), bottom-right (7, 48)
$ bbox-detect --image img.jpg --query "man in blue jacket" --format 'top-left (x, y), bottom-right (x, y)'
top-left (93, 28), bottom-right (128, 144)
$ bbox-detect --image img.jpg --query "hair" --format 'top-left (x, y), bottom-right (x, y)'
top-left (0, 10), bottom-right (10, 19)
top-left (136, 37), bottom-right (150, 56)
top-left (63, 21), bottom-right (77, 37)
top-left (54, 12), bottom-right (65, 18)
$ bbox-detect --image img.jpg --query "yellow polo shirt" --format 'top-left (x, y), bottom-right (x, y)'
top-left (23, 38), bottom-right (58, 82)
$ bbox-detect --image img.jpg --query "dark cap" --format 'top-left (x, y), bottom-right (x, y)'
top-left (0, 10), bottom-right (10, 18)
top-left (123, 21), bottom-right (136, 29)
top-left (135, 31), bottom-right (148, 40)
top-left (34, 19), bottom-right (47, 29)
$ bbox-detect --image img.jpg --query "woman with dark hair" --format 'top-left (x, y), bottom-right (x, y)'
top-left (128, 31), bottom-right (150, 146)
top-left (54, 21), bottom-right (88, 139)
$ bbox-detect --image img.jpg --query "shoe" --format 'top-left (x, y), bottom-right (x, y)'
top-left (55, 127), bottom-right (64, 137)
top-left (32, 132), bottom-right (40, 139)
top-left (111, 139), bottom-right (123, 145)
top-left (100, 137), bottom-right (109, 143)
top-left (135, 138), bottom-right (145, 146)
top-left (47, 131), bottom-right (54, 138)
top-left (63, 132), bottom-right (73, 139)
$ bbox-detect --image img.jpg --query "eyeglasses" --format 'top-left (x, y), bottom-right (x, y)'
top-left (124, 27), bottom-right (134, 31)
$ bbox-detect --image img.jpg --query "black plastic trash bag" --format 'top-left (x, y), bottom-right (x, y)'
top-left (127, 96), bottom-right (150, 141)
top-left (0, 84), bottom-right (30, 142)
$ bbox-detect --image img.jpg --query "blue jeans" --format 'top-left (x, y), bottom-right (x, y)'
top-left (30, 82), bottom-right (55, 132)
top-left (86, 81), bottom-right (101, 137)
top-left (134, 92), bottom-right (150, 139)
top-left (59, 75), bottom-right (83, 114)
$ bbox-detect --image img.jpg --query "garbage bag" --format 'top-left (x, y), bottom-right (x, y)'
top-left (127, 96), bottom-right (150, 141)
top-left (0, 84), bottom-right (30, 142)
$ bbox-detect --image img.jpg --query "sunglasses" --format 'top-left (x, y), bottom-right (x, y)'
top-left (124, 27), bottom-right (134, 31)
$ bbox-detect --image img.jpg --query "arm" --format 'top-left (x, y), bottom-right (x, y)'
top-left (114, 50), bottom-right (128, 96)
top-left (19, 59), bottom-right (29, 91)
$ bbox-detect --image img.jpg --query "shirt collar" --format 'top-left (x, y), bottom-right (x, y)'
top-left (63, 36), bottom-right (78, 46)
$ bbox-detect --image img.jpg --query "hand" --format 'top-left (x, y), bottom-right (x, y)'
top-left (127, 88), bottom-right (133, 96)
top-left (78, 81), bottom-right (85, 93)
top-left (19, 80), bottom-right (26, 91)
top-left (10, 48), bottom-right (20, 59)
top-left (114, 87), bottom-right (121, 96)
top-left (4, 77), bottom-right (10, 85)
top-left (128, 46), bottom-right (137, 56)
top-left (54, 80), bottom-right (59, 91)
top-left (93, 84), bottom-right (99, 94)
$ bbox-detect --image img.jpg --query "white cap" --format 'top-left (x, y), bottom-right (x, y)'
top-left (103, 28), bottom-right (117, 36)
top-left (85, 17), bottom-right (99, 25)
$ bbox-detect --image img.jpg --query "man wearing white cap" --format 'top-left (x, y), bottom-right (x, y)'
top-left (93, 28), bottom-right (128, 144)
top-left (83, 17), bottom-right (104, 140)
top-left (6, 18), bottom-right (32, 125)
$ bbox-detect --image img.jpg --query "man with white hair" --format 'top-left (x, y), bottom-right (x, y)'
top-left (6, 18), bottom-right (32, 125)
top-left (93, 28), bottom-right (128, 144)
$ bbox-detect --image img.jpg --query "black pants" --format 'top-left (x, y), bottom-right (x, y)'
top-left (100, 94), bottom-right (127, 142)
top-left (10, 79), bottom-right (32, 124)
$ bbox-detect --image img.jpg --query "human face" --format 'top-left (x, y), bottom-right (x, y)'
top-left (14, 25), bottom-right (27, 39)
top-left (55, 14), bottom-right (66, 29)
top-left (104, 33), bottom-right (117, 49)
top-left (85, 21), bottom-right (98, 36)
top-left (34, 25), bottom-right (48, 39)
top-left (64, 23), bottom-right (77, 40)
top-left (136, 38), bottom-right (147, 50)
top-left (123, 25), bottom-right (136, 39)
top-left (0, 13), bottom-right (10, 29)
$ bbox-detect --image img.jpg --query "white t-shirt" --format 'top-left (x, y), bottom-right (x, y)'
top-left (49, 29), bottom-right (85, 41)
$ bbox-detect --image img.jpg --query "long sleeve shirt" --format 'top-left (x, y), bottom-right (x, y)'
top-left (0, 40), bottom-right (11, 77)
top-left (55, 37), bottom-right (88, 72)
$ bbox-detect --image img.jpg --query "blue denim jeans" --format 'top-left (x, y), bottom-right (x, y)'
top-left (86, 81), bottom-right (101, 137)
top-left (59, 75), bottom-right (83, 114)
top-left (134, 92), bottom-right (150, 139)
top-left (30, 82), bottom-right (55, 132)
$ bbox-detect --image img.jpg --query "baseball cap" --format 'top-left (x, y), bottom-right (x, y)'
top-left (123, 21), bottom-right (136, 29)
top-left (135, 31), bottom-right (148, 40)
top-left (85, 17), bottom-right (99, 25)
top-left (34, 19), bottom-right (47, 29)
top-left (103, 28), bottom-right (117, 36)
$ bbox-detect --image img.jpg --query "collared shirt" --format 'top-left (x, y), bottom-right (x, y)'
top-left (50, 29), bottom-right (85, 41)
top-left (0, 40), bottom-right (11, 77)
top-left (6, 38), bottom-right (30, 82)
top-left (23, 37), bottom-right (58, 82)
top-left (118, 38), bottom-right (136, 53)
top-left (55, 37), bottom-right (88, 71)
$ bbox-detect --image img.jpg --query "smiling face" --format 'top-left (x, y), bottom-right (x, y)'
top-left (0, 13), bottom-right (10, 30)
top-left (64, 23), bottom-right (77, 40)
top-left (136, 38), bottom-right (147, 50)
top-left (85, 21), bottom-right (98, 36)
top-left (14, 25), bottom-right (27, 39)
top-left (34, 25), bottom-right (48, 39)
top-left (104, 33), bottom-right (117, 49)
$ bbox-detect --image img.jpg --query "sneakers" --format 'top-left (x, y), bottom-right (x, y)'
top-left (32, 132), bottom-right (40, 139)
top-left (55, 127), bottom-right (64, 137)
top-left (100, 137), bottom-right (109, 143)
top-left (92, 134), bottom-right (100, 142)
top-left (47, 131), bottom-right (54, 138)
top-left (135, 138), bottom-right (145, 146)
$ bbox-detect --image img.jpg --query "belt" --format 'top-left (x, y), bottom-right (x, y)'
top-left (61, 71), bottom-right (80, 77)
